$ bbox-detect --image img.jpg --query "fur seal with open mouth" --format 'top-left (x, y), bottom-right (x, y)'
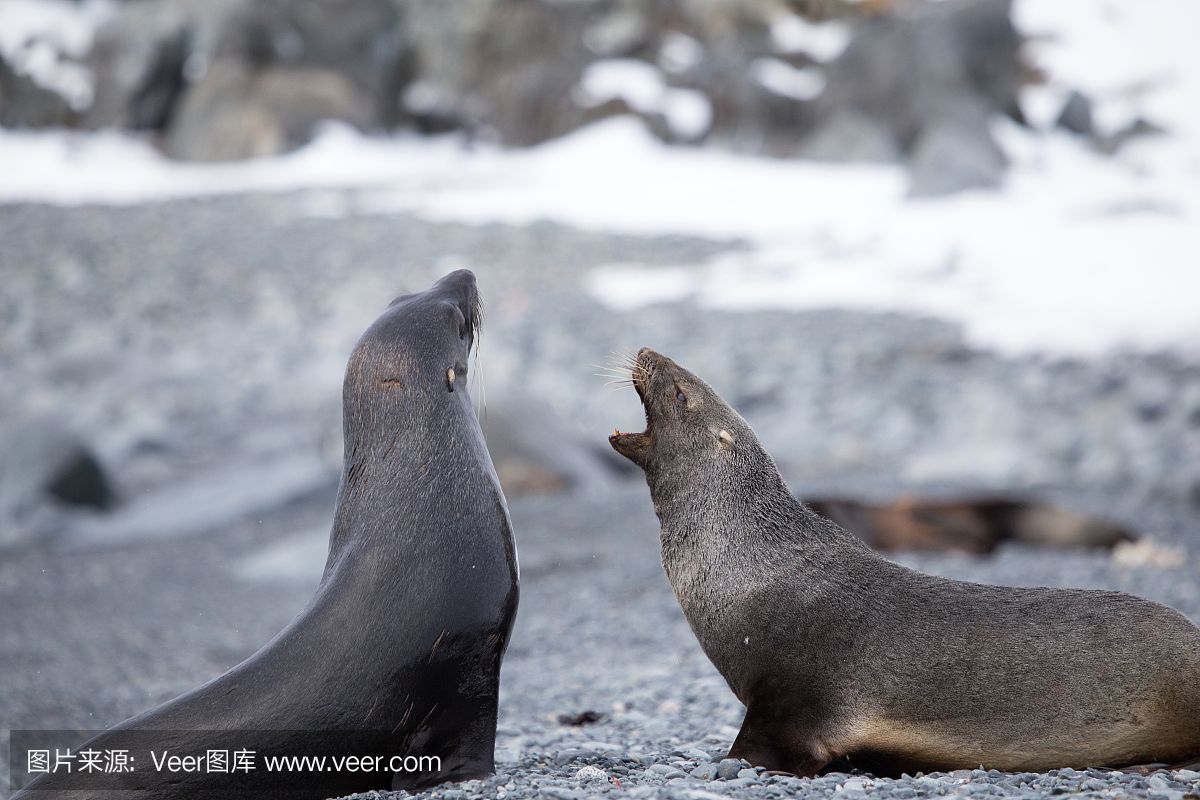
top-left (609, 347), bottom-right (1200, 776)
top-left (15, 270), bottom-right (519, 799)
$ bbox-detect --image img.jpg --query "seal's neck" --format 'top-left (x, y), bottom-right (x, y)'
top-left (647, 446), bottom-right (790, 533)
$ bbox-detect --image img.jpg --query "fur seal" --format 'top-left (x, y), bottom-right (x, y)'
top-left (15, 270), bottom-right (519, 798)
top-left (804, 495), bottom-right (1133, 555)
top-left (609, 347), bottom-right (1200, 775)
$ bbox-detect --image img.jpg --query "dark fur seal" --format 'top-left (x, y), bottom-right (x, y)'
top-left (16, 270), bottom-right (519, 799)
top-left (609, 347), bottom-right (1200, 776)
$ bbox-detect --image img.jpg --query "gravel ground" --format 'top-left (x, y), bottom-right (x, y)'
top-left (3, 194), bottom-right (1200, 799)
top-left (3, 193), bottom-right (1200, 504)
top-left (3, 486), bottom-right (1199, 800)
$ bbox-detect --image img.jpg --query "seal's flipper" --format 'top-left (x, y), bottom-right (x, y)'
top-left (392, 695), bottom-right (501, 792)
top-left (729, 705), bottom-right (829, 777)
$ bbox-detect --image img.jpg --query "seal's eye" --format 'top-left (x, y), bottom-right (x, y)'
top-left (675, 385), bottom-right (687, 407)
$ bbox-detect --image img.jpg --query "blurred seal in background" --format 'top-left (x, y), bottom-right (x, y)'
top-left (609, 347), bottom-right (1200, 777)
top-left (14, 270), bottom-right (519, 799)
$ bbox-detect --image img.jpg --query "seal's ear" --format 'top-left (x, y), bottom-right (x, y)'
top-left (717, 429), bottom-right (735, 452)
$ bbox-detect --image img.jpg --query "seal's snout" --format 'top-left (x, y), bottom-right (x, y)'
top-left (432, 269), bottom-right (481, 337)
top-left (608, 345), bottom-right (657, 465)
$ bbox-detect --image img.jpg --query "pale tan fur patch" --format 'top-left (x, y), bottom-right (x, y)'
top-left (837, 711), bottom-right (1182, 772)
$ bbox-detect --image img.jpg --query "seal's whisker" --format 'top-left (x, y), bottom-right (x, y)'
top-left (606, 350), bottom-right (646, 377)
top-left (472, 330), bottom-right (487, 429)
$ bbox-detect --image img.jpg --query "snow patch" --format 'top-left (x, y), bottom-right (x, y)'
top-left (0, 0), bottom-right (114, 109)
top-left (575, 58), bottom-right (711, 139)
top-left (769, 13), bottom-right (851, 62)
top-left (752, 58), bottom-right (826, 101)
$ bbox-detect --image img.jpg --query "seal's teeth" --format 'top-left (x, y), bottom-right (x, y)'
top-left (614, 428), bottom-right (620, 436)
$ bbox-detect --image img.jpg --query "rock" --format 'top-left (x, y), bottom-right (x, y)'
top-left (1149, 774), bottom-right (1172, 790)
top-left (163, 60), bottom-right (370, 161)
top-left (0, 418), bottom-right (117, 548)
top-left (574, 765), bottom-right (608, 783)
top-left (404, 0), bottom-right (782, 148)
top-left (716, 758), bottom-right (744, 780)
top-left (799, 110), bottom-right (900, 162)
top-left (908, 117), bottom-right (1006, 197)
top-left (813, 0), bottom-right (1021, 176)
top-left (645, 763), bottom-right (687, 780)
top-left (1055, 89), bottom-right (1093, 136)
top-left (554, 748), bottom-right (600, 766)
top-left (675, 747), bottom-right (710, 761)
top-left (86, 0), bottom-right (240, 130)
top-left (690, 762), bottom-right (720, 780)
top-left (403, 0), bottom-right (598, 146)
top-left (0, 53), bottom-right (77, 128)
top-left (87, 0), bottom-right (413, 157)
top-left (737, 768), bottom-right (759, 780)
top-left (840, 777), bottom-right (868, 792)
top-left (217, 0), bottom-right (415, 127)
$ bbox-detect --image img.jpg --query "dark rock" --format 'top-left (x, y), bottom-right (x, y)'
top-left (407, 0), bottom-right (599, 146)
top-left (1055, 89), bottom-right (1093, 136)
top-left (163, 60), bottom-right (371, 161)
top-left (0, 418), bottom-right (117, 547)
top-left (86, 0), bottom-right (238, 130)
top-left (218, 0), bottom-right (415, 128)
top-left (404, 0), bottom-right (779, 148)
top-left (0, 53), bottom-right (77, 128)
top-left (811, 0), bottom-right (1021, 174)
top-left (126, 28), bottom-right (191, 131)
top-left (87, 0), bottom-right (413, 158)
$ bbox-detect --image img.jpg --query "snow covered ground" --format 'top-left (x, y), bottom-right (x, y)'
top-left (1, 0), bottom-right (1196, 357)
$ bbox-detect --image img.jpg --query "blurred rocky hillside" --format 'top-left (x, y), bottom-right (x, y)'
top-left (0, 0), bottom-right (1150, 195)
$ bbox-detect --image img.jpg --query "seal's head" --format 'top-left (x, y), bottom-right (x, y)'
top-left (608, 348), bottom-right (756, 475)
top-left (342, 269), bottom-right (483, 446)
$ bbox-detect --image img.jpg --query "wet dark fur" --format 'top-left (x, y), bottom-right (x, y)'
top-left (16, 271), bottom-right (519, 799)
top-left (610, 348), bottom-right (1200, 776)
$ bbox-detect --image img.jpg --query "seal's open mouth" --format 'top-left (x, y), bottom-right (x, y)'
top-left (608, 350), bottom-right (654, 455)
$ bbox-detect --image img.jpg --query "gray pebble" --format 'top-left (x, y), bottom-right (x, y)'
top-left (1149, 774), bottom-right (1173, 790)
top-left (715, 758), bottom-right (743, 780)
top-left (644, 763), bottom-right (686, 780)
top-left (553, 749), bottom-right (598, 766)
